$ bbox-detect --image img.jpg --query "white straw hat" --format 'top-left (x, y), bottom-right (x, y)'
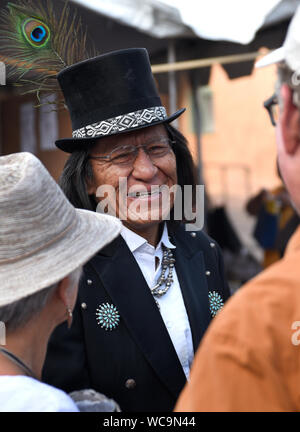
top-left (0, 152), bottom-right (122, 307)
top-left (256, 5), bottom-right (300, 71)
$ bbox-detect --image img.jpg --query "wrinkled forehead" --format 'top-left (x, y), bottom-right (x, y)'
top-left (90, 124), bottom-right (167, 154)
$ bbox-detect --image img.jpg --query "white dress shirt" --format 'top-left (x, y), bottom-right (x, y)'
top-left (121, 223), bottom-right (194, 379)
top-left (0, 376), bottom-right (78, 412)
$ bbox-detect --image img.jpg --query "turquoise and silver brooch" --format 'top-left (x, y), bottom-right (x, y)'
top-left (208, 291), bottom-right (224, 317)
top-left (96, 303), bottom-right (120, 331)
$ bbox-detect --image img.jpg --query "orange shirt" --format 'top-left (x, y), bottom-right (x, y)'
top-left (175, 226), bottom-right (300, 412)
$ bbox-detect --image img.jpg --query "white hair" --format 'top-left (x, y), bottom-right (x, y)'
top-left (0, 267), bottom-right (82, 332)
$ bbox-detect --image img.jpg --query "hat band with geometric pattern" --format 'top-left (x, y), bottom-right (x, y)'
top-left (72, 106), bottom-right (167, 139)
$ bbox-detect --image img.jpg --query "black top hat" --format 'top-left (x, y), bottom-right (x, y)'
top-left (55, 48), bottom-right (185, 153)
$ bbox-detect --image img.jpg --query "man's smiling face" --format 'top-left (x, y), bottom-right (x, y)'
top-left (88, 124), bottom-right (178, 232)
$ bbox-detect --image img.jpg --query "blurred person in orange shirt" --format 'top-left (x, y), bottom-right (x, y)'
top-left (175, 6), bottom-right (300, 412)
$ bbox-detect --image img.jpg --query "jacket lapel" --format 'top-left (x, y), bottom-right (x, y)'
top-left (89, 235), bottom-right (187, 398)
top-left (171, 229), bottom-right (211, 352)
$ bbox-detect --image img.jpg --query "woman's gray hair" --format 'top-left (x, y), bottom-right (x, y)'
top-left (0, 267), bottom-right (82, 332)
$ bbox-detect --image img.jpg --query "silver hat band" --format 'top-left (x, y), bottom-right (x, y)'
top-left (72, 106), bottom-right (167, 139)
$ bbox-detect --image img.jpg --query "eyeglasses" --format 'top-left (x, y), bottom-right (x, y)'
top-left (264, 93), bottom-right (278, 127)
top-left (89, 137), bottom-right (175, 166)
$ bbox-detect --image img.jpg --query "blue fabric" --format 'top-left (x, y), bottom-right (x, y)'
top-left (253, 207), bottom-right (279, 249)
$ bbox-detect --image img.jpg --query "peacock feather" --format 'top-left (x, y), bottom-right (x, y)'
top-left (0, 0), bottom-right (97, 106)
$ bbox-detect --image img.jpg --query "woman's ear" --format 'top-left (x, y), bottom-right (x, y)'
top-left (55, 276), bottom-right (71, 308)
top-left (280, 84), bottom-right (300, 155)
top-left (52, 276), bottom-right (75, 328)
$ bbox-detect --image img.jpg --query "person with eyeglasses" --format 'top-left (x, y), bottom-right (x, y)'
top-left (42, 48), bottom-right (230, 412)
top-left (175, 6), bottom-right (300, 412)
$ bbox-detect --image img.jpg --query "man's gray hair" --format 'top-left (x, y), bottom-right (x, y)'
top-left (0, 267), bottom-right (82, 332)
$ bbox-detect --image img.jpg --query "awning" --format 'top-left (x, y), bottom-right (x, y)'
top-left (71, 0), bottom-right (297, 44)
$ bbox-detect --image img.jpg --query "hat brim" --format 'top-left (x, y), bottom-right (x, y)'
top-left (255, 47), bottom-right (284, 68)
top-left (0, 210), bottom-right (122, 307)
top-left (55, 108), bottom-right (186, 153)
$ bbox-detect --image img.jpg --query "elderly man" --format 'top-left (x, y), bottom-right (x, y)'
top-left (42, 48), bottom-right (230, 412)
top-left (175, 6), bottom-right (300, 412)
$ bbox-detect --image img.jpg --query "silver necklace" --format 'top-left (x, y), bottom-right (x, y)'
top-left (151, 246), bottom-right (175, 306)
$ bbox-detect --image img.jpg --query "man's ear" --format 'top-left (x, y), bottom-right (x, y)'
top-left (280, 84), bottom-right (300, 155)
top-left (86, 176), bottom-right (96, 195)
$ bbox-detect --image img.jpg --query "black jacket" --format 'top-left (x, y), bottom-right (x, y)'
top-left (42, 225), bottom-right (230, 412)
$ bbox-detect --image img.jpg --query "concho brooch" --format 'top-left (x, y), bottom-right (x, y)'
top-left (208, 291), bottom-right (224, 317)
top-left (96, 303), bottom-right (120, 330)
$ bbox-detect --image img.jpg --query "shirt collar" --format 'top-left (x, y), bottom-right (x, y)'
top-left (120, 223), bottom-right (176, 253)
top-left (120, 225), bottom-right (147, 253)
top-left (159, 223), bottom-right (176, 250)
